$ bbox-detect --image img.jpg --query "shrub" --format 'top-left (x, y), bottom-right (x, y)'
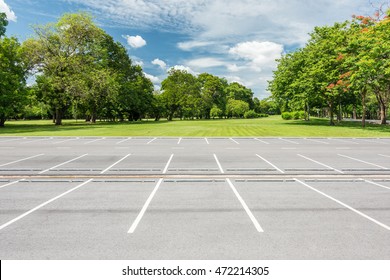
top-left (244, 110), bottom-right (258, 119)
top-left (293, 111), bottom-right (300, 120)
top-left (282, 112), bottom-right (293, 120)
top-left (299, 111), bottom-right (306, 119)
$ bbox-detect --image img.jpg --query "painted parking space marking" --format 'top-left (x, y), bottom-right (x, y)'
top-left (226, 178), bottom-right (264, 233)
top-left (304, 138), bottom-right (330, 144)
top-left (279, 138), bottom-right (299, 144)
top-left (0, 180), bottom-right (25, 190)
top-left (101, 154), bottom-right (132, 174)
top-left (363, 180), bottom-right (390, 191)
top-left (39, 154), bottom-right (89, 174)
top-left (147, 138), bottom-right (157, 144)
top-left (0, 179), bottom-right (93, 231)
top-left (84, 138), bottom-right (105, 145)
top-left (298, 154), bottom-right (344, 174)
top-left (128, 178), bottom-right (163, 234)
top-left (116, 137), bottom-right (132, 144)
top-left (0, 154), bottom-right (44, 168)
top-left (214, 154), bottom-right (224, 174)
top-left (294, 179), bottom-right (390, 231)
top-left (256, 154), bottom-right (284, 174)
top-left (230, 138), bottom-right (240, 145)
top-left (53, 138), bottom-right (79, 144)
top-left (330, 138), bottom-right (359, 145)
top-left (0, 138), bottom-right (21, 143)
top-left (359, 139), bottom-right (387, 144)
top-left (177, 138), bottom-right (182, 145)
top-left (21, 138), bottom-right (53, 144)
top-left (379, 154), bottom-right (390, 158)
top-left (338, 154), bottom-right (388, 169)
top-left (255, 138), bottom-right (269, 144)
top-left (163, 154), bottom-right (174, 174)
top-left (205, 138), bottom-right (209, 145)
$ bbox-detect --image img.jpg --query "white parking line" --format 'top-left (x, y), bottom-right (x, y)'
top-left (338, 154), bottom-right (388, 169)
top-left (230, 138), bottom-right (240, 145)
top-left (147, 138), bottom-right (157, 144)
top-left (363, 180), bottom-right (390, 191)
top-left (294, 179), bottom-right (390, 231)
top-left (330, 138), bottom-right (359, 145)
top-left (298, 154), bottom-right (344, 174)
top-left (256, 154), bottom-right (284, 174)
top-left (177, 138), bottom-right (182, 145)
top-left (214, 154), bottom-right (224, 174)
top-left (116, 137), bottom-right (132, 145)
top-left (163, 154), bottom-right (174, 174)
top-left (205, 138), bottom-right (210, 145)
top-left (100, 154), bottom-right (131, 174)
top-left (279, 138), bottom-right (299, 144)
top-left (84, 138), bottom-right (105, 145)
top-left (305, 138), bottom-right (330, 145)
top-left (0, 154), bottom-right (44, 168)
top-left (53, 138), bottom-right (79, 144)
top-left (21, 138), bottom-right (53, 144)
top-left (0, 179), bottom-right (93, 231)
top-left (226, 178), bottom-right (264, 233)
top-left (39, 154), bottom-right (88, 174)
top-left (0, 180), bottom-right (24, 190)
top-left (255, 138), bottom-right (269, 144)
top-left (359, 139), bottom-right (386, 144)
top-left (378, 154), bottom-right (390, 158)
top-left (128, 178), bottom-right (163, 234)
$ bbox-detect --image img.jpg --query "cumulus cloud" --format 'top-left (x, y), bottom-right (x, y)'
top-left (186, 57), bottom-right (227, 69)
top-left (123, 35), bottom-right (147, 49)
top-left (0, 0), bottom-right (17, 22)
top-left (177, 40), bottom-right (215, 51)
top-left (169, 65), bottom-right (198, 75)
top-left (152, 58), bottom-right (167, 70)
top-left (229, 41), bottom-right (284, 72)
top-left (144, 73), bottom-right (160, 83)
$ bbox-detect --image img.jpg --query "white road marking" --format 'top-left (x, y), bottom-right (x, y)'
top-left (330, 138), bottom-right (359, 145)
top-left (359, 139), bottom-right (386, 144)
top-left (147, 138), bottom-right (157, 144)
top-left (294, 179), bottom-right (390, 231)
top-left (53, 138), bottom-right (79, 144)
top-left (378, 154), bottom-right (390, 158)
top-left (298, 154), bottom-right (344, 174)
top-left (100, 154), bottom-right (131, 174)
top-left (230, 138), bottom-right (240, 145)
top-left (163, 154), bottom-right (174, 174)
top-left (21, 138), bottom-right (53, 144)
top-left (255, 138), bottom-right (269, 144)
top-left (256, 154), bottom-right (284, 174)
top-left (0, 180), bottom-right (24, 190)
top-left (226, 178), bottom-right (264, 233)
top-left (0, 154), bottom-right (44, 168)
top-left (279, 138), bottom-right (299, 144)
top-left (338, 154), bottom-right (388, 169)
top-left (305, 138), bottom-right (329, 144)
top-left (177, 138), bottom-right (182, 145)
top-left (214, 154), bottom-right (224, 174)
top-left (116, 137), bottom-right (132, 144)
top-left (128, 178), bottom-right (163, 234)
top-left (84, 138), bottom-right (105, 145)
top-left (39, 154), bottom-right (88, 174)
top-left (0, 179), bottom-right (93, 231)
top-left (205, 138), bottom-right (210, 145)
top-left (363, 180), bottom-right (390, 190)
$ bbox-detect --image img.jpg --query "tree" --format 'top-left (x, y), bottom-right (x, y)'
top-left (0, 12), bottom-right (7, 37)
top-left (0, 34), bottom-right (27, 126)
top-left (225, 82), bottom-right (254, 109)
top-left (161, 69), bottom-right (200, 121)
top-left (226, 99), bottom-right (250, 118)
top-left (198, 73), bottom-right (226, 118)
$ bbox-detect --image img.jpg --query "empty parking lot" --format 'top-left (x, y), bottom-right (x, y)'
top-left (0, 136), bottom-right (389, 259)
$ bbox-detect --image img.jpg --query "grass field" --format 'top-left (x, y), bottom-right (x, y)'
top-left (0, 116), bottom-right (390, 137)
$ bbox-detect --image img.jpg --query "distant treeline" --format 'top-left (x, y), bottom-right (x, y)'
top-left (0, 12), bottom-right (276, 127)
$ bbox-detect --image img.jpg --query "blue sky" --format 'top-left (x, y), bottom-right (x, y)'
top-left (1, 0), bottom-right (383, 99)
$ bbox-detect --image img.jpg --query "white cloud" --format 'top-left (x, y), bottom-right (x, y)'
top-left (186, 57), bottom-right (227, 69)
top-left (0, 0), bottom-right (17, 22)
top-left (134, 60), bottom-right (144, 67)
top-left (177, 40), bottom-right (214, 51)
top-left (229, 41), bottom-right (284, 72)
top-left (123, 35), bottom-right (147, 49)
top-left (152, 58), bottom-right (167, 70)
top-left (144, 73), bottom-right (160, 83)
top-left (169, 65), bottom-right (198, 76)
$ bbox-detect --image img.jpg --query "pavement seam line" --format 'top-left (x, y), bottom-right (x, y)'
top-left (226, 178), bottom-right (264, 233)
top-left (128, 178), bottom-right (163, 234)
top-left (294, 178), bottom-right (390, 231)
top-left (0, 179), bottom-right (93, 231)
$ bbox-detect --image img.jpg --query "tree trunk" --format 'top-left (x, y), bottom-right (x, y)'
top-left (55, 109), bottom-right (63, 126)
top-left (329, 103), bottom-right (335, 126)
top-left (379, 101), bottom-right (387, 125)
top-left (353, 105), bottom-right (357, 120)
top-left (0, 118), bottom-right (5, 127)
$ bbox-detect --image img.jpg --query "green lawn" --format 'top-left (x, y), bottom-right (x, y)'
top-left (0, 116), bottom-right (390, 137)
